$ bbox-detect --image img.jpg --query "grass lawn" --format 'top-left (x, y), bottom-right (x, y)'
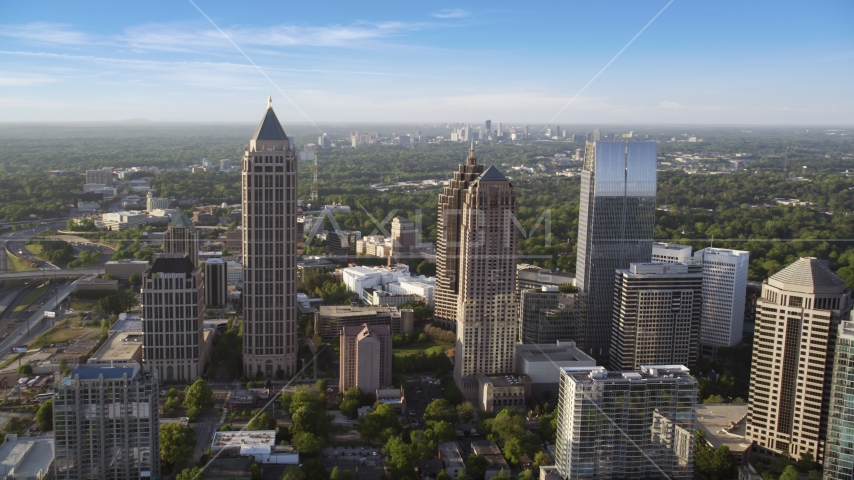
top-left (393, 340), bottom-right (454, 358)
top-left (13, 285), bottom-right (47, 314)
top-left (5, 252), bottom-right (36, 272)
top-left (69, 299), bottom-right (98, 311)
top-left (25, 244), bottom-right (43, 255)
top-left (29, 317), bottom-right (99, 349)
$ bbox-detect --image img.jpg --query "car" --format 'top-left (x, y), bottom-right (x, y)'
top-left (327, 387), bottom-right (334, 393)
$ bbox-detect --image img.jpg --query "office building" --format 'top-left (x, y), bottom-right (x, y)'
top-left (314, 305), bottom-right (402, 341)
top-left (390, 217), bottom-right (417, 259)
top-left (516, 264), bottom-right (575, 293)
top-left (53, 363), bottom-right (160, 480)
top-left (327, 230), bottom-right (359, 260)
top-left (163, 214), bottom-right (199, 267)
top-left (145, 196), bottom-right (170, 212)
top-left (575, 141), bottom-right (657, 355)
top-left (453, 164), bottom-right (518, 394)
top-left (339, 324), bottom-right (392, 393)
top-left (85, 167), bottom-right (113, 186)
top-left (610, 263), bottom-right (703, 370)
top-left (142, 255), bottom-right (204, 383)
top-left (435, 145), bottom-right (484, 324)
top-left (592, 129), bottom-right (601, 141)
top-left (241, 98), bottom-right (299, 378)
top-left (519, 287), bottom-right (584, 345)
top-left (227, 260), bottom-right (243, 285)
top-left (477, 374), bottom-right (530, 411)
top-left (652, 242), bottom-right (693, 263)
top-left (825, 321), bottom-right (854, 480)
top-left (514, 341), bottom-right (595, 397)
top-left (555, 365), bottom-right (696, 480)
top-left (104, 259), bottom-right (150, 280)
top-left (204, 258), bottom-right (227, 308)
top-left (484, 120), bottom-right (491, 134)
top-left (745, 257), bottom-right (852, 462)
top-left (694, 248), bottom-right (750, 353)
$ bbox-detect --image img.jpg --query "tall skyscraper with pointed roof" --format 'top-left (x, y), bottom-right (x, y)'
top-left (575, 140), bottom-right (657, 355)
top-left (746, 257), bottom-right (852, 462)
top-left (452, 163), bottom-right (518, 390)
top-left (435, 145), bottom-right (484, 327)
top-left (241, 97), bottom-right (298, 378)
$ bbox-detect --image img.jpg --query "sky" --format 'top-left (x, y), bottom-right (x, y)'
top-left (1, 1), bottom-right (852, 124)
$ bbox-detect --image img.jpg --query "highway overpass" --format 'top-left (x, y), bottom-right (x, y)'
top-left (0, 268), bottom-right (104, 281)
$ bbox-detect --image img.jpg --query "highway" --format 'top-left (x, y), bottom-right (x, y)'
top-left (0, 269), bottom-right (104, 281)
top-left (0, 277), bottom-right (84, 356)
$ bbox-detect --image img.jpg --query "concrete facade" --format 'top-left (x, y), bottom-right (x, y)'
top-left (339, 324), bottom-right (392, 394)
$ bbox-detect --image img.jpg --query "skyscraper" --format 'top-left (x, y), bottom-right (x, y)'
top-left (54, 363), bottom-right (160, 480)
top-left (693, 248), bottom-right (749, 354)
top-left (163, 214), bottom-right (199, 267)
top-left (575, 141), bottom-right (657, 355)
top-left (435, 145), bottom-right (484, 326)
top-left (554, 365), bottom-right (697, 480)
top-left (745, 258), bottom-right (852, 462)
top-left (825, 321), bottom-right (854, 480)
top-left (390, 216), bottom-right (417, 260)
top-left (142, 254), bottom-right (204, 382)
top-left (204, 257), bottom-right (227, 309)
top-left (484, 119), bottom-right (491, 134)
top-left (609, 262), bottom-right (702, 370)
top-left (452, 164), bottom-right (518, 392)
top-left (241, 97), bottom-right (298, 378)
top-left (519, 286), bottom-right (583, 345)
top-left (593, 129), bottom-right (601, 141)
top-left (339, 323), bottom-right (392, 393)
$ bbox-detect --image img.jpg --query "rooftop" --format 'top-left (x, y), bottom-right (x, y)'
top-left (480, 375), bottom-right (526, 388)
top-left (89, 331), bottom-right (144, 363)
top-left (769, 257), bottom-right (847, 290)
top-left (515, 342), bottom-right (595, 364)
top-left (0, 436), bottom-right (54, 479)
top-left (147, 254), bottom-right (196, 275)
top-left (476, 165), bottom-right (508, 182)
top-left (342, 323), bottom-right (392, 337)
top-left (251, 104), bottom-right (288, 141)
top-left (561, 365), bottom-right (696, 384)
top-left (64, 363), bottom-right (140, 383)
top-left (694, 403), bottom-right (751, 454)
top-left (319, 305), bottom-right (400, 318)
top-left (212, 431), bottom-right (275, 448)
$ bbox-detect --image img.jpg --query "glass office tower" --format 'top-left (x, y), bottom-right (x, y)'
top-left (575, 141), bottom-right (657, 355)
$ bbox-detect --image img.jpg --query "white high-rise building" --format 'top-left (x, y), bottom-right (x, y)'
top-left (652, 242), bottom-right (693, 263)
top-left (693, 247), bottom-right (750, 353)
top-left (555, 365), bottom-right (697, 480)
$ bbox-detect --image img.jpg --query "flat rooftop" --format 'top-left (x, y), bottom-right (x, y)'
top-left (212, 431), bottom-right (275, 448)
top-left (319, 305), bottom-right (399, 318)
top-left (90, 332), bottom-right (143, 362)
top-left (516, 343), bottom-right (595, 363)
top-left (61, 363), bottom-right (140, 384)
top-left (694, 403), bottom-right (750, 454)
top-left (480, 375), bottom-right (524, 387)
top-left (0, 436), bottom-right (54, 478)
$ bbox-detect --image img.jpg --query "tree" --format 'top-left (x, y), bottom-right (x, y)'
top-left (424, 398), bottom-right (457, 424)
top-left (710, 446), bottom-right (736, 480)
top-left (249, 462), bottom-right (262, 480)
top-left (176, 466), bottom-right (203, 480)
top-left (160, 423), bottom-right (197, 469)
top-left (299, 458), bottom-right (328, 480)
top-left (329, 466), bottom-right (341, 480)
top-left (36, 399), bottom-right (53, 430)
top-left (357, 403), bottom-right (402, 442)
top-left (436, 470), bottom-right (452, 480)
top-left (246, 412), bottom-right (278, 431)
top-left (502, 437), bottom-right (528, 466)
top-left (17, 364), bottom-right (32, 375)
top-left (184, 378), bottom-right (215, 421)
top-left (291, 406), bottom-right (332, 437)
top-left (779, 466), bottom-right (800, 480)
top-left (293, 432), bottom-right (324, 455)
top-left (457, 402), bottom-right (475, 422)
top-left (280, 465), bottom-right (306, 480)
top-left (424, 420), bottom-right (456, 446)
top-left (128, 272), bottom-right (142, 286)
top-left (798, 452), bottom-right (818, 472)
top-left (384, 436), bottom-right (416, 479)
top-left (464, 454), bottom-right (488, 479)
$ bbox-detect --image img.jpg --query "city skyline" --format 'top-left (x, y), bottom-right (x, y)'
top-left (1, 1), bottom-right (852, 123)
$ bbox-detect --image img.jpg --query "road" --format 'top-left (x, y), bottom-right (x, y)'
top-left (0, 278), bottom-right (82, 356)
top-left (191, 387), bottom-right (231, 464)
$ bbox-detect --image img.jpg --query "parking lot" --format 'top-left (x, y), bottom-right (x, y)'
top-left (321, 446), bottom-right (384, 477)
top-left (403, 376), bottom-right (448, 427)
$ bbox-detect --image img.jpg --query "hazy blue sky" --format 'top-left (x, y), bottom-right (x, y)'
top-left (1, 1), bottom-right (852, 124)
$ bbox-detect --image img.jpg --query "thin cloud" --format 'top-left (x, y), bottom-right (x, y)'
top-left (0, 22), bottom-right (92, 45)
top-left (432, 9), bottom-right (468, 18)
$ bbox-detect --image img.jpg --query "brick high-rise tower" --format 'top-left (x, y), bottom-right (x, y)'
top-left (435, 145), bottom-right (483, 327)
top-left (241, 97), bottom-right (298, 378)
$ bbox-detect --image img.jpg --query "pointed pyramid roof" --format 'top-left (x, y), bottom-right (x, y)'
top-left (251, 103), bottom-right (288, 141)
top-left (476, 165), bottom-right (508, 182)
top-left (170, 214), bottom-right (193, 228)
top-left (770, 257), bottom-right (846, 289)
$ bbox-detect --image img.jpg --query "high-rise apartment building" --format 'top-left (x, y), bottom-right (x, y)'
top-left (435, 145), bottom-right (484, 325)
top-left (746, 257), bottom-right (852, 462)
top-left (555, 365), bottom-right (697, 480)
top-left (54, 363), bottom-right (160, 479)
top-left (390, 217), bottom-right (417, 259)
top-left (694, 247), bottom-right (750, 353)
top-left (163, 214), bottom-right (199, 267)
top-left (452, 165), bottom-right (518, 392)
top-left (610, 263), bottom-right (702, 370)
top-left (142, 255), bottom-right (204, 382)
top-left (339, 323), bottom-right (392, 393)
top-left (575, 141), bottom-right (657, 355)
top-left (592, 129), bottom-right (601, 141)
top-left (242, 98), bottom-right (298, 378)
top-left (519, 286), bottom-right (583, 345)
top-left (825, 321), bottom-right (854, 480)
top-left (652, 242), bottom-right (693, 263)
top-left (85, 167), bottom-right (113, 186)
top-left (484, 120), bottom-right (491, 134)
top-left (204, 257), bottom-right (227, 309)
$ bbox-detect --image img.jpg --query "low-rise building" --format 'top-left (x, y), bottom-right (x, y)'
top-left (470, 440), bottom-right (510, 479)
top-left (226, 261), bottom-right (243, 285)
top-left (315, 305), bottom-right (402, 341)
top-left (0, 434), bottom-right (55, 480)
top-left (368, 290), bottom-right (423, 308)
top-left (74, 277), bottom-right (119, 292)
top-left (694, 403), bottom-right (751, 463)
top-left (438, 442), bottom-right (465, 478)
top-left (514, 341), bottom-right (596, 397)
top-left (104, 260), bottom-right (149, 280)
top-left (477, 375), bottom-right (531, 412)
top-left (376, 387), bottom-right (406, 414)
top-left (88, 331), bottom-right (144, 365)
top-left (516, 264), bottom-right (575, 293)
top-left (209, 431), bottom-right (298, 464)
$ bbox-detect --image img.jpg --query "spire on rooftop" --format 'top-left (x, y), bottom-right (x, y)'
top-left (251, 99), bottom-right (288, 141)
top-left (267, 95), bottom-right (272, 109)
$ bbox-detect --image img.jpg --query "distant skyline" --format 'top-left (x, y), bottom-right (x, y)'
top-left (1, 1), bottom-right (852, 124)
